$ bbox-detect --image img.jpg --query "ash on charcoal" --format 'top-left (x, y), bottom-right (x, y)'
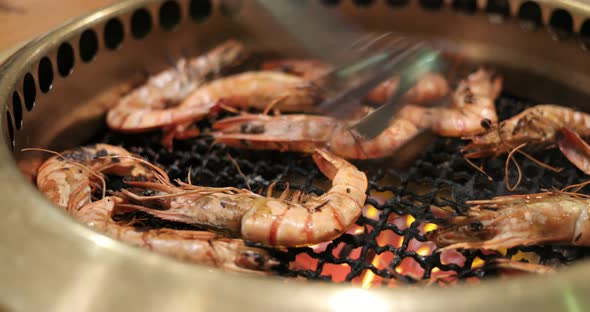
top-left (92, 92), bottom-right (590, 284)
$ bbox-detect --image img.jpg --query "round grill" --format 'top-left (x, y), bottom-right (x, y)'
top-left (3, 0), bottom-right (590, 311)
top-left (95, 90), bottom-right (590, 286)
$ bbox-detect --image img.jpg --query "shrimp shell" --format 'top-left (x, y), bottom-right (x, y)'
top-left (463, 104), bottom-right (590, 158)
top-left (121, 148), bottom-right (368, 247)
top-left (36, 144), bottom-right (156, 213)
top-left (211, 71), bottom-right (454, 159)
top-left (180, 71), bottom-right (322, 113)
top-left (427, 192), bottom-right (590, 250)
top-left (77, 197), bottom-right (278, 273)
top-left (399, 68), bottom-right (502, 137)
top-left (107, 40), bottom-right (247, 132)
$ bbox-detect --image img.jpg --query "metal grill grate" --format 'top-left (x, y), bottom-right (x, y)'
top-left (94, 92), bottom-right (590, 286)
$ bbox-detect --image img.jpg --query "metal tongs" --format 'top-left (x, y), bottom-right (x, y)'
top-left (314, 37), bottom-right (442, 139)
top-left (231, 0), bottom-right (444, 139)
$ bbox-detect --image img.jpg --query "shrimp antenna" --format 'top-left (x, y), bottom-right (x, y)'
top-left (561, 180), bottom-right (590, 194)
top-left (96, 154), bottom-right (172, 186)
top-left (218, 102), bottom-right (241, 114)
top-left (515, 149), bottom-right (563, 173)
top-left (504, 143), bottom-right (526, 191)
top-left (187, 165), bottom-right (193, 185)
top-left (493, 112), bottom-right (561, 174)
top-left (463, 156), bottom-right (493, 181)
top-left (226, 152), bottom-right (250, 190)
top-left (21, 147), bottom-right (108, 199)
top-left (262, 94), bottom-right (289, 116)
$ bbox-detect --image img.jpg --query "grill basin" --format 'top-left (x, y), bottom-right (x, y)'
top-left (2, 0), bottom-right (590, 311)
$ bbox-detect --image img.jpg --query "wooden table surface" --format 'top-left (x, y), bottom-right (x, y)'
top-left (0, 0), bottom-right (118, 55)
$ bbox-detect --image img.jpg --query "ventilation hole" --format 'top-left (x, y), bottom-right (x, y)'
top-left (190, 0), bottom-right (212, 21)
top-left (104, 18), bottom-right (125, 50)
top-left (580, 20), bottom-right (590, 51)
top-left (386, 0), bottom-right (409, 7)
top-left (352, 0), bottom-right (374, 7)
top-left (518, 1), bottom-right (542, 31)
top-left (23, 73), bottom-right (36, 111)
top-left (549, 9), bottom-right (573, 40)
top-left (79, 29), bottom-right (98, 62)
top-left (38, 57), bottom-right (53, 93)
top-left (486, 0), bottom-right (510, 16)
top-left (419, 0), bottom-right (443, 10)
top-left (131, 8), bottom-right (152, 39)
top-left (6, 111), bottom-right (14, 150)
top-left (57, 42), bottom-right (74, 77)
top-left (452, 0), bottom-right (476, 14)
top-left (320, 0), bottom-right (340, 6)
top-left (12, 92), bottom-right (22, 130)
top-left (159, 1), bottom-right (182, 31)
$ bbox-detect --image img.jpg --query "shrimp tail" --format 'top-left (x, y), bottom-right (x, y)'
top-left (312, 148), bottom-right (343, 180)
top-left (558, 127), bottom-right (590, 174)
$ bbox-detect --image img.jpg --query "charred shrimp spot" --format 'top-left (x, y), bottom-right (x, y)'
top-left (464, 92), bottom-right (475, 104)
top-left (278, 64), bottom-right (295, 73)
top-left (131, 175), bottom-right (148, 182)
top-left (67, 150), bottom-right (92, 162)
top-left (575, 232), bottom-right (582, 242)
top-left (480, 118), bottom-right (492, 129)
top-left (252, 252), bottom-right (267, 267)
top-left (239, 124), bottom-right (248, 134)
top-left (96, 149), bottom-right (109, 157)
top-left (220, 201), bottom-right (227, 208)
top-left (238, 123), bottom-right (265, 134)
top-left (240, 251), bottom-right (267, 269)
top-left (250, 124), bottom-right (265, 134)
top-left (313, 200), bottom-right (331, 212)
top-left (111, 156), bottom-right (121, 163)
top-left (346, 187), bottom-right (351, 193)
top-left (469, 221), bottom-right (484, 232)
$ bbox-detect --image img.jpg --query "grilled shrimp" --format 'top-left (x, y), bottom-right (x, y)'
top-left (113, 70), bottom-right (322, 149)
top-left (462, 105), bottom-right (590, 172)
top-left (427, 192), bottom-right (590, 250)
top-left (179, 71), bottom-right (322, 114)
top-left (398, 68), bottom-right (502, 137)
top-left (76, 197), bottom-right (277, 272)
top-left (36, 144), bottom-right (276, 272)
top-left (212, 114), bottom-right (420, 159)
top-left (119, 148), bottom-right (368, 247)
top-left (107, 40), bottom-right (246, 133)
top-left (262, 58), bottom-right (450, 105)
top-left (36, 143), bottom-right (158, 213)
top-left (210, 70), bottom-right (453, 159)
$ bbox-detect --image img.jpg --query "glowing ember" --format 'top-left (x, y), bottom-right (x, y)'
top-left (471, 257), bottom-right (485, 269)
top-left (290, 187), bottom-right (545, 288)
